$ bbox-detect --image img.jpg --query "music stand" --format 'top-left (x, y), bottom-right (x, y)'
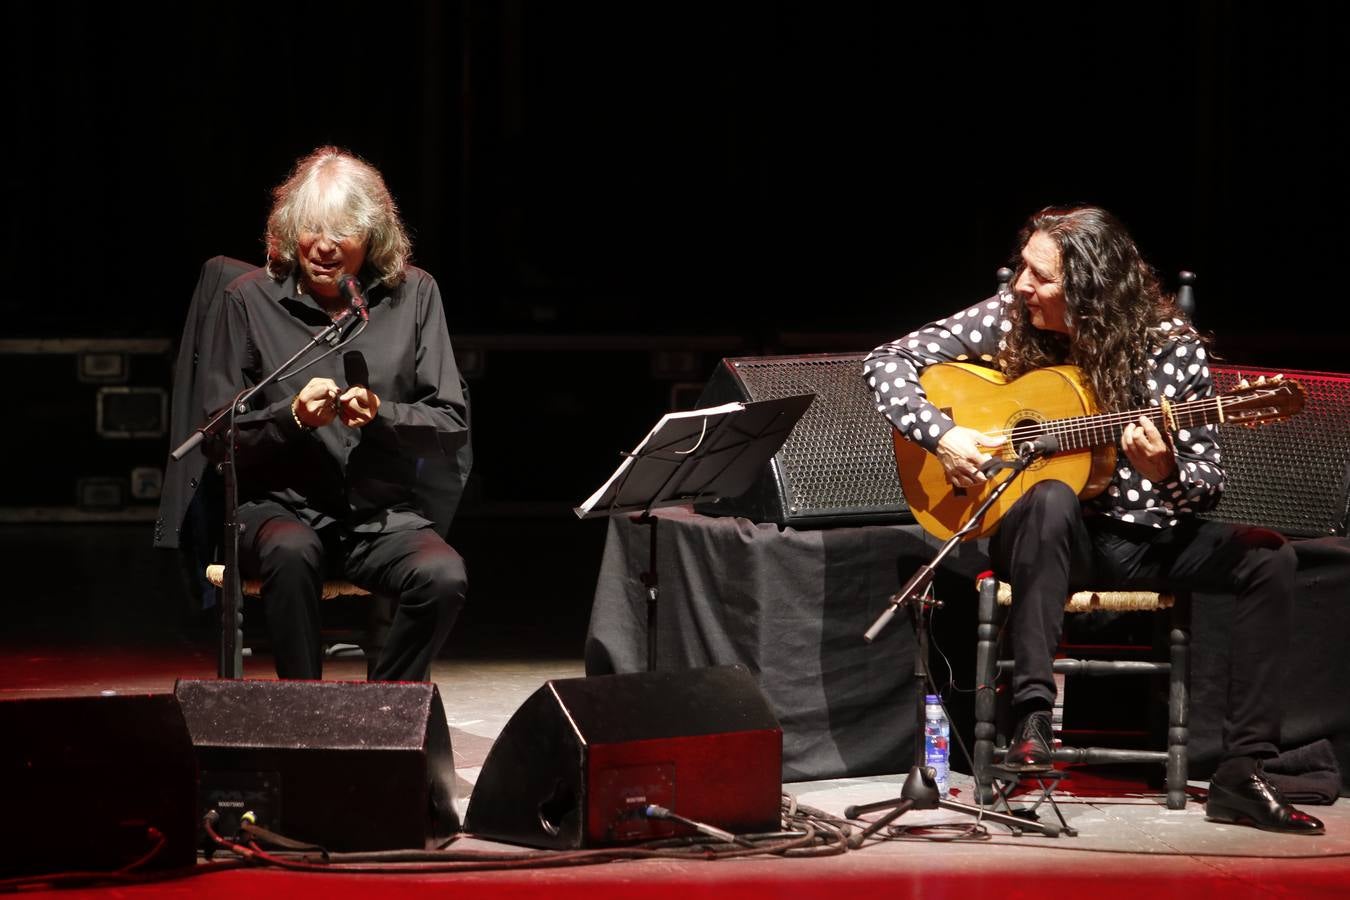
top-left (576, 394), bottom-right (814, 670)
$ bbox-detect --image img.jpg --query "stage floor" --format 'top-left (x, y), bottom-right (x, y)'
top-left (4, 638), bottom-right (1350, 899)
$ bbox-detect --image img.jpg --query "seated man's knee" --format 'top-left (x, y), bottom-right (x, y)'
top-left (1027, 478), bottom-right (1078, 509)
top-left (1008, 479), bottom-right (1080, 529)
top-left (419, 551), bottom-right (468, 615)
top-left (259, 523), bottom-right (324, 574)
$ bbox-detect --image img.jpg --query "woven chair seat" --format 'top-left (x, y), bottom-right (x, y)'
top-left (205, 564), bottom-right (371, 601)
top-left (993, 580), bottom-right (1172, 613)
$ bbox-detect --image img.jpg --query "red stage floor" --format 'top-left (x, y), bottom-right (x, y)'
top-left (4, 638), bottom-right (1350, 899)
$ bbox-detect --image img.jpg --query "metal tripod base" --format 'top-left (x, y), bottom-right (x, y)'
top-left (844, 764), bottom-right (1063, 843)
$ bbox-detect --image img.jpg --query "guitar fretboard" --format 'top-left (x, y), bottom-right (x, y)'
top-left (1015, 395), bottom-right (1228, 453)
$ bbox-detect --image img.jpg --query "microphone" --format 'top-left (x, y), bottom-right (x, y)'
top-left (337, 273), bottom-right (369, 320)
top-left (975, 433), bottom-right (1060, 479)
top-left (978, 433), bottom-right (1059, 477)
top-left (343, 350), bottom-right (369, 389)
top-left (1017, 434), bottom-right (1059, 459)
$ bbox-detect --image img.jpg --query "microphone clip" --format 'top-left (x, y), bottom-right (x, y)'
top-left (337, 273), bottom-right (369, 321)
top-left (1016, 434), bottom-right (1060, 461)
top-left (978, 434), bottom-right (1059, 478)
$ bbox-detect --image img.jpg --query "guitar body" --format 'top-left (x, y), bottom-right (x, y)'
top-left (893, 363), bottom-right (1117, 541)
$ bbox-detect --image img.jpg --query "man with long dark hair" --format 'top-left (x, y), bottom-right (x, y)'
top-left (864, 205), bottom-right (1322, 834)
top-left (201, 147), bottom-right (469, 682)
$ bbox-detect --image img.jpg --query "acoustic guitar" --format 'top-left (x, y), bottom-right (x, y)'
top-left (892, 362), bottom-right (1306, 541)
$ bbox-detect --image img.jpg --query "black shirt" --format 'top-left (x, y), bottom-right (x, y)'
top-left (201, 266), bottom-right (468, 534)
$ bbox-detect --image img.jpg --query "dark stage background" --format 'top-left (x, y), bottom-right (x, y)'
top-left (3, 2), bottom-right (1348, 650)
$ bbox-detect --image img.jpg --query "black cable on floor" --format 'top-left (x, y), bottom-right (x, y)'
top-left (193, 796), bottom-right (849, 876)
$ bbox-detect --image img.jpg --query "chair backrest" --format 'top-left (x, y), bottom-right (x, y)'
top-left (155, 255), bottom-right (257, 550)
top-left (414, 384), bottom-right (473, 538)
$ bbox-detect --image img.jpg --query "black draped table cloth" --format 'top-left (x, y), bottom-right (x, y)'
top-left (1191, 536), bottom-right (1350, 792)
top-left (586, 506), bottom-right (1350, 792)
top-left (583, 505), bottom-right (990, 782)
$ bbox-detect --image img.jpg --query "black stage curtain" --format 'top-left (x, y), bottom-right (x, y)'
top-left (587, 506), bottom-right (1350, 790)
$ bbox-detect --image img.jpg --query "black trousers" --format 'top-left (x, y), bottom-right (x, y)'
top-left (237, 500), bottom-right (467, 681)
top-left (988, 480), bottom-right (1295, 762)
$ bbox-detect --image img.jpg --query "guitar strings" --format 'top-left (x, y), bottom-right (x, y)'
top-left (977, 396), bottom-right (1258, 442)
top-left (975, 392), bottom-right (1284, 447)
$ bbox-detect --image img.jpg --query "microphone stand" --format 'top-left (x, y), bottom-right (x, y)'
top-left (845, 444), bottom-right (1064, 841)
top-left (169, 305), bottom-right (362, 679)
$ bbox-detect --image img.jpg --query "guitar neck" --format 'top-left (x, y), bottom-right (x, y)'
top-left (1047, 395), bottom-right (1224, 453)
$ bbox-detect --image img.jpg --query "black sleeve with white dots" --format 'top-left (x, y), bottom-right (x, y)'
top-left (862, 295), bottom-right (1014, 453)
top-left (862, 301), bottom-right (1225, 529)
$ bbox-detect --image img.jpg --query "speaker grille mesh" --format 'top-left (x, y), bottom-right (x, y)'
top-left (729, 354), bottom-right (906, 520)
top-left (1204, 365), bottom-right (1350, 537)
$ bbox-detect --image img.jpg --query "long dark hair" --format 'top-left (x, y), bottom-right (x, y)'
top-left (997, 205), bottom-right (1195, 413)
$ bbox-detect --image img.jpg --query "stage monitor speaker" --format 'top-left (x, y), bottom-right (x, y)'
top-left (0, 693), bottom-right (197, 877)
top-left (174, 679), bottom-right (458, 851)
top-left (1204, 365), bottom-right (1350, 537)
top-left (464, 665), bottom-right (782, 849)
top-left (693, 353), bottom-right (912, 527)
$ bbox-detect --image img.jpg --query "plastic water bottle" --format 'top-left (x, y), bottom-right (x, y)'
top-left (924, 694), bottom-right (950, 798)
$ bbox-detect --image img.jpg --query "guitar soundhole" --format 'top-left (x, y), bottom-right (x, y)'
top-left (1013, 417), bottom-right (1045, 443)
top-left (1011, 415), bottom-right (1050, 466)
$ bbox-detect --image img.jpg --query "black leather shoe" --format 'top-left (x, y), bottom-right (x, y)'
top-left (1206, 772), bottom-right (1325, 834)
top-left (1003, 710), bottom-right (1054, 771)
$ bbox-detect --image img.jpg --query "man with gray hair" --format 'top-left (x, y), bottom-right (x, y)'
top-left (202, 147), bottom-right (468, 681)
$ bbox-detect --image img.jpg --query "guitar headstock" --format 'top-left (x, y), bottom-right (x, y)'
top-left (1222, 374), bottom-right (1306, 427)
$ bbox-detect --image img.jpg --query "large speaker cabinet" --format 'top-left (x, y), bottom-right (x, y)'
top-left (694, 354), bottom-right (912, 527)
top-left (1205, 365), bottom-right (1350, 537)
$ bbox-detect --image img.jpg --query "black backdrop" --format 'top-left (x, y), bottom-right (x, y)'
top-left (6, 2), bottom-right (1348, 348)
top-left (4, 3), bottom-right (1349, 646)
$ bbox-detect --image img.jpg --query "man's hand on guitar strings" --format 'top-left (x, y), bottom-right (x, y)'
top-left (1121, 414), bottom-right (1178, 483)
top-left (937, 426), bottom-right (1005, 488)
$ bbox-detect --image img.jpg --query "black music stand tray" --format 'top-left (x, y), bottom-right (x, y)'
top-left (575, 394), bottom-right (814, 670)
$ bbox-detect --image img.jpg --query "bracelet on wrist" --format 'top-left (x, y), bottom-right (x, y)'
top-left (291, 396), bottom-right (311, 430)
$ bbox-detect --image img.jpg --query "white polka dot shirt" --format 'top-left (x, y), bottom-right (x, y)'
top-left (862, 295), bottom-right (1225, 529)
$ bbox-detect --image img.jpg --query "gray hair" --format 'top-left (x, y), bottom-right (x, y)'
top-left (264, 147), bottom-right (412, 288)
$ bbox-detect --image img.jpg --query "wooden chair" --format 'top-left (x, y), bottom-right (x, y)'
top-left (974, 574), bottom-right (1191, 809)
